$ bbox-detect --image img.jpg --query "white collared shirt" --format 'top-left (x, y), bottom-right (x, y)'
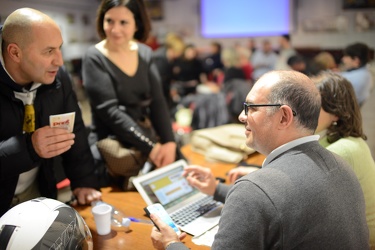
top-left (263, 135), bottom-right (320, 167)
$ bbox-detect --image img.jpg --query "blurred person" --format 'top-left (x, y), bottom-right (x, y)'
top-left (0, 8), bottom-right (101, 216)
top-left (149, 70), bottom-right (369, 249)
top-left (312, 71), bottom-right (375, 248)
top-left (202, 41), bottom-right (224, 81)
top-left (152, 32), bottom-right (185, 111)
top-left (172, 44), bottom-right (206, 97)
top-left (314, 51), bottom-right (338, 71)
top-left (251, 39), bottom-right (278, 80)
top-left (287, 54), bottom-right (307, 74)
top-left (275, 34), bottom-right (296, 70)
top-left (220, 47), bottom-right (246, 83)
top-left (220, 47), bottom-right (251, 123)
top-left (247, 38), bottom-right (257, 55)
top-left (340, 42), bottom-right (373, 106)
top-left (82, 0), bottom-right (179, 189)
top-left (236, 45), bottom-right (253, 81)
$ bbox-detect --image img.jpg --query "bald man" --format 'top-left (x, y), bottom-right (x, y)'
top-left (150, 71), bottom-right (369, 250)
top-left (0, 8), bottom-right (101, 216)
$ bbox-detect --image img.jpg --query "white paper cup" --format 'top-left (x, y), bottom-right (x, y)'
top-left (91, 204), bottom-right (112, 235)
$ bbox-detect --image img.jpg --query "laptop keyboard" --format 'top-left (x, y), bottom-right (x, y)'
top-left (170, 196), bottom-right (220, 226)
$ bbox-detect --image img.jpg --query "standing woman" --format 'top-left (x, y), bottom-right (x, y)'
top-left (82, 0), bottom-right (177, 189)
top-left (312, 71), bottom-right (375, 248)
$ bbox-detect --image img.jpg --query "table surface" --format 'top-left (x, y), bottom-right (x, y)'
top-left (75, 145), bottom-right (265, 250)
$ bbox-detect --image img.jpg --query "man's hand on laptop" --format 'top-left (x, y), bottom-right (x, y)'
top-left (150, 214), bottom-right (186, 250)
top-left (183, 165), bottom-right (218, 196)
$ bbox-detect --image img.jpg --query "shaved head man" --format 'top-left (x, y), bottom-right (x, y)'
top-left (2, 8), bottom-right (63, 84)
top-left (0, 8), bottom-right (101, 216)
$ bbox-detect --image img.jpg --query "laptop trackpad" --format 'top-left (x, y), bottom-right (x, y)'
top-left (181, 205), bottom-right (223, 236)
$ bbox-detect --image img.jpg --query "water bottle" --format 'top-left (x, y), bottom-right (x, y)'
top-left (111, 206), bottom-right (131, 229)
top-left (91, 201), bottom-right (131, 230)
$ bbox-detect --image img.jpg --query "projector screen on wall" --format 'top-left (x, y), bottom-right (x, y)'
top-left (200, 0), bottom-right (291, 38)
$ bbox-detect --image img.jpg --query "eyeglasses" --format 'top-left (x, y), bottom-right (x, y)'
top-left (243, 102), bottom-right (297, 116)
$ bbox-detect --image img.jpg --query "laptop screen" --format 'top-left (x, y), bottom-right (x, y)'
top-left (137, 163), bottom-right (199, 209)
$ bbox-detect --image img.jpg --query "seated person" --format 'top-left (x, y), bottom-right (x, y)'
top-left (227, 71), bottom-right (375, 248)
top-left (251, 39), bottom-right (278, 80)
top-left (314, 51), bottom-right (338, 71)
top-left (172, 44), bottom-right (206, 97)
top-left (339, 42), bottom-right (373, 106)
top-left (287, 54), bottom-right (307, 74)
top-left (149, 70), bottom-right (369, 249)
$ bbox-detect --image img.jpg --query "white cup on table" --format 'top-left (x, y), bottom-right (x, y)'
top-left (91, 203), bottom-right (112, 235)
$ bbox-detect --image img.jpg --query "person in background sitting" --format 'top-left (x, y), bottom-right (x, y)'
top-left (251, 39), bottom-right (278, 81)
top-left (149, 70), bottom-right (369, 250)
top-left (311, 71), bottom-right (375, 248)
top-left (203, 41), bottom-right (224, 81)
top-left (235, 45), bottom-right (253, 81)
top-left (287, 54), bottom-right (307, 74)
top-left (172, 44), bottom-right (206, 97)
top-left (340, 42), bottom-right (373, 106)
top-left (227, 71), bottom-right (375, 248)
top-left (314, 51), bottom-right (338, 71)
top-left (152, 32), bottom-right (185, 112)
top-left (0, 8), bottom-right (101, 216)
top-left (274, 34), bottom-right (296, 70)
top-left (82, 0), bottom-right (179, 189)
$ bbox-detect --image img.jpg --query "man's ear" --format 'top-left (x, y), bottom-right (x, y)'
top-left (7, 43), bottom-right (22, 63)
top-left (278, 105), bottom-right (294, 129)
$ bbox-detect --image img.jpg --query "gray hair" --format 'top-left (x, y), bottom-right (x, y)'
top-left (267, 71), bottom-right (321, 132)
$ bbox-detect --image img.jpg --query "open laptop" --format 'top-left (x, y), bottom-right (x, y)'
top-left (132, 159), bottom-right (223, 236)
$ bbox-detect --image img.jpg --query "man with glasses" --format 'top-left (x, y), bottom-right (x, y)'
top-left (149, 70), bottom-right (369, 250)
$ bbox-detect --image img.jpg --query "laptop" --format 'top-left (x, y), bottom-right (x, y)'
top-left (132, 159), bottom-right (223, 236)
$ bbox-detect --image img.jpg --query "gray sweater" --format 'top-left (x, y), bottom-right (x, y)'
top-left (169, 141), bottom-right (369, 249)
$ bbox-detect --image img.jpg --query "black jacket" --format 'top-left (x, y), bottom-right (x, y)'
top-left (0, 65), bottom-right (99, 216)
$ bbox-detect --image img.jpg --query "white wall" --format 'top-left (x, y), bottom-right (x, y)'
top-left (0, 0), bottom-right (99, 60)
top-left (293, 0), bottom-right (375, 49)
top-left (1, 0), bottom-right (374, 59)
top-left (152, 0), bottom-right (375, 51)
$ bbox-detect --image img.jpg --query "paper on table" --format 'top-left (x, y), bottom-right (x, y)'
top-left (191, 225), bottom-right (219, 247)
top-left (49, 112), bottom-right (75, 132)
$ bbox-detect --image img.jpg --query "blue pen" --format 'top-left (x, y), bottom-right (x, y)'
top-left (128, 217), bottom-right (153, 224)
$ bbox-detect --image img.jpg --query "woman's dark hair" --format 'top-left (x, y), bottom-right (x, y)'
top-left (312, 71), bottom-right (366, 143)
top-left (96, 0), bottom-right (151, 42)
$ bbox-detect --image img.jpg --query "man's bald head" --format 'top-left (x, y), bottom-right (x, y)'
top-left (2, 8), bottom-right (58, 51)
top-left (258, 70), bottom-right (321, 132)
top-left (1, 8), bottom-right (63, 85)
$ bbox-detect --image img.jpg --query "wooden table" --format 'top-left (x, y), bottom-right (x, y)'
top-left (75, 145), bottom-right (265, 250)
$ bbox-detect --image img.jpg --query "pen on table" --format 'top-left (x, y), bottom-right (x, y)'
top-left (128, 217), bottom-right (153, 224)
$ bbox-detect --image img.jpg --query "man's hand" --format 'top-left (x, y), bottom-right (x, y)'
top-left (150, 214), bottom-right (186, 250)
top-left (183, 165), bottom-right (217, 196)
top-left (31, 126), bottom-right (75, 158)
top-left (72, 187), bottom-right (102, 205)
top-left (227, 166), bottom-right (260, 183)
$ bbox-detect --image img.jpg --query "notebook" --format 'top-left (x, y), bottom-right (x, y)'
top-left (132, 159), bottom-right (223, 236)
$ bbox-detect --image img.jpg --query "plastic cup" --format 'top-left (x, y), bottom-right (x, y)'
top-left (91, 203), bottom-right (112, 235)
